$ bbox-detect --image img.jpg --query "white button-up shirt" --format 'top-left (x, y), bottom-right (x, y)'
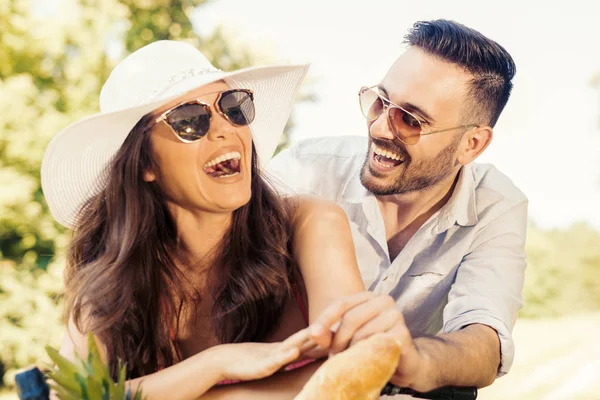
top-left (268, 135), bottom-right (528, 376)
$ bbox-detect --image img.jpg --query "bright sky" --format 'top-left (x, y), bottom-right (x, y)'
top-left (192, 0), bottom-right (600, 231)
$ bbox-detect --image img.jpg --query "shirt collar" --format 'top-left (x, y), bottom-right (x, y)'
top-left (342, 163), bottom-right (479, 231)
top-left (434, 163), bottom-right (479, 233)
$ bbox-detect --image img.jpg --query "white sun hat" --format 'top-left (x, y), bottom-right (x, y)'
top-left (41, 40), bottom-right (309, 228)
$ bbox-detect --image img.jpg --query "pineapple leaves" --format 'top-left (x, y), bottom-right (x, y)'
top-left (45, 332), bottom-right (145, 400)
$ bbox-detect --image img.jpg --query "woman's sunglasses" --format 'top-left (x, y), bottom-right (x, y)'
top-left (148, 89), bottom-right (255, 143)
top-left (358, 85), bottom-right (478, 145)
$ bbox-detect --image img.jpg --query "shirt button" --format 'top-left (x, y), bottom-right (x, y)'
top-left (382, 276), bottom-right (388, 281)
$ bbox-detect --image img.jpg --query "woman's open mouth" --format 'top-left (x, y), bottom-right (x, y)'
top-left (203, 151), bottom-right (242, 178)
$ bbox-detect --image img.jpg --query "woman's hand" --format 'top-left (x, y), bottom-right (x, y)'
top-left (215, 327), bottom-right (313, 382)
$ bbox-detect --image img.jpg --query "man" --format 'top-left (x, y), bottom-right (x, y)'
top-left (268, 19), bottom-right (527, 393)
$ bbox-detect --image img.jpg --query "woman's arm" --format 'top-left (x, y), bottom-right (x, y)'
top-left (194, 198), bottom-right (378, 399)
top-left (189, 197), bottom-right (366, 399)
top-left (200, 360), bottom-right (325, 400)
top-left (290, 195), bottom-right (366, 322)
top-left (56, 316), bottom-right (312, 400)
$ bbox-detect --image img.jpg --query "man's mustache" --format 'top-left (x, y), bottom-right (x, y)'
top-left (369, 136), bottom-right (409, 159)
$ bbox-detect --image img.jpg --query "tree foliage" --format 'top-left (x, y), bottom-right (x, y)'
top-left (521, 222), bottom-right (600, 318)
top-left (0, 0), bottom-right (306, 389)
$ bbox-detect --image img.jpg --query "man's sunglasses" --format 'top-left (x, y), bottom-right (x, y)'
top-left (358, 86), bottom-right (478, 145)
top-left (148, 89), bottom-right (255, 143)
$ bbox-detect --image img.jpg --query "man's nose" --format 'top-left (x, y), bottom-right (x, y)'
top-left (369, 108), bottom-right (396, 141)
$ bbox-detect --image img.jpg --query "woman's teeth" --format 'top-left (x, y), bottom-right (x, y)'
top-left (203, 151), bottom-right (242, 178)
top-left (203, 151), bottom-right (242, 168)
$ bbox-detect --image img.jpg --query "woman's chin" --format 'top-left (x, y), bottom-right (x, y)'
top-left (195, 174), bottom-right (252, 212)
top-left (210, 190), bottom-right (252, 212)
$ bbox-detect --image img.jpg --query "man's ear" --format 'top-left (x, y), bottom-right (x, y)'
top-left (458, 126), bottom-right (493, 166)
top-left (143, 169), bottom-right (156, 182)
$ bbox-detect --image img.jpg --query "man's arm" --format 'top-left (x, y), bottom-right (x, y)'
top-left (393, 324), bottom-right (500, 390)
top-left (441, 199), bottom-right (528, 376)
top-left (396, 198), bottom-right (528, 390)
top-left (310, 199), bottom-right (527, 392)
top-left (313, 200), bottom-right (527, 392)
top-left (307, 295), bottom-right (502, 393)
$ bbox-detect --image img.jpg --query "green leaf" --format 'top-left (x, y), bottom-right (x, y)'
top-left (125, 388), bottom-right (144, 400)
top-left (114, 361), bottom-right (127, 399)
top-left (49, 383), bottom-right (82, 400)
top-left (86, 375), bottom-right (103, 400)
top-left (102, 379), bottom-right (111, 400)
top-left (87, 332), bottom-right (110, 383)
top-left (45, 345), bottom-right (84, 382)
top-left (76, 373), bottom-right (89, 399)
top-left (47, 370), bottom-right (82, 395)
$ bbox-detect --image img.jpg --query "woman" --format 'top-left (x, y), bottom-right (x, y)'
top-left (42, 40), bottom-right (365, 398)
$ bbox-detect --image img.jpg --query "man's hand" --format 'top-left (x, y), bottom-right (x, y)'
top-left (307, 291), bottom-right (429, 391)
top-left (305, 292), bottom-right (501, 392)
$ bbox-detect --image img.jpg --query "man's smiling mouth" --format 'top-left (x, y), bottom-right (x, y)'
top-left (371, 143), bottom-right (405, 169)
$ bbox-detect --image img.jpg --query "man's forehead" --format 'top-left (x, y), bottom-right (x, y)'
top-left (380, 47), bottom-right (471, 117)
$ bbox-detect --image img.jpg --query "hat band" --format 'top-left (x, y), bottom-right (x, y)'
top-left (145, 67), bottom-right (223, 103)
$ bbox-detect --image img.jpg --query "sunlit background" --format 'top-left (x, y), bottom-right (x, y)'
top-left (1, 0), bottom-right (599, 399)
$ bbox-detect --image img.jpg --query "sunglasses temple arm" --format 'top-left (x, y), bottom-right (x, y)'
top-left (421, 124), bottom-right (479, 136)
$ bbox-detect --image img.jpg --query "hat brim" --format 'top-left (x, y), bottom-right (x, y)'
top-left (41, 63), bottom-right (309, 228)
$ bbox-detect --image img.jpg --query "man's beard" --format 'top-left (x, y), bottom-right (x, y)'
top-left (360, 136), bottom-right (461, 196)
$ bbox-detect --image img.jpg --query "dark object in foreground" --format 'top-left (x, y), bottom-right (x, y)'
top-left (381, 383), bottom-right (478, 399)
top-left (15, 368), bottom-right (49, 400)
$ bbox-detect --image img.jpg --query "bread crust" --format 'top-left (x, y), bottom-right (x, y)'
top-left (294, 334), bottom-right (401, 400)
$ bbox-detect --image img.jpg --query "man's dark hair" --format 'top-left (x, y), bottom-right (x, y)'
top-left (405, 19), bottom-right (516, 127)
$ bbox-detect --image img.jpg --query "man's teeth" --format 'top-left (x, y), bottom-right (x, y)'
top-left (204, 151), bottom-right (242, 168)
top-left (371, 143), bottom-right (403, 161)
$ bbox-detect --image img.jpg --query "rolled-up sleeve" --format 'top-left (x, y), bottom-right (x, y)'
top-left (442, 199), bottom-right (528, 376)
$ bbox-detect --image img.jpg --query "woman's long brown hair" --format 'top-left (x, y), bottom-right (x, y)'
top-left (64, 116), bottom-right (295, 378)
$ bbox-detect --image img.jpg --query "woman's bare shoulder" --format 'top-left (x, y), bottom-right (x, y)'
top-left (285, 195), bottom-right (347, 222)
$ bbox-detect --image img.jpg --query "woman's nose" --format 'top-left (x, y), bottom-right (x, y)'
top-left (205, 112), bottom-right (236, 141)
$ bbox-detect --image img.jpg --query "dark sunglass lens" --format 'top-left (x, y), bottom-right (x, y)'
top-left (166, 104), bottom-right (210, 141)
top-left (389, 107), bottom-right (421, 144)
top-left (359, 88), bottom-right (383, 121)
top-left (220, 90), bottom-right (255, 126)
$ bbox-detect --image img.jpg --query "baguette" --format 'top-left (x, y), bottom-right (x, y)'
top-left (294, 333), bottom-right (401, 400)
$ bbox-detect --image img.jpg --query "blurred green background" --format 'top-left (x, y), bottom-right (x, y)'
top-left (0, 0), bottom-right (599, 399)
